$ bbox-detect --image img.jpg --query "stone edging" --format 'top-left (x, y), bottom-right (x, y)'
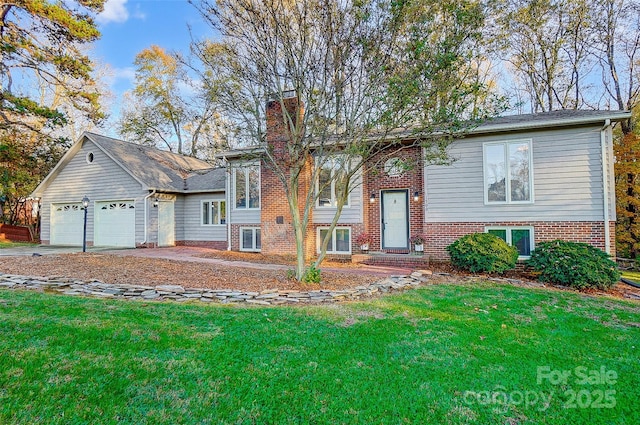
top-left (0, 270), bottom-right (436, 305)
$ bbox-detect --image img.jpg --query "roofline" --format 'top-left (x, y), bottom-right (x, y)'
top-left (214, 111), bottom-right (632, 158)
top-left (467, 110), bottom-right (631, 136)
top-left (214, 147), bottom-right (266, 160)
top-left (32, 132), bottom-right (148, 197)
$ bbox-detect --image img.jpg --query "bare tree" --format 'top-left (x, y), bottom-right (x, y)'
top-left (192, 0), bottom-right (502, 280)
top-left (495, 0), bottom-right (594, 112)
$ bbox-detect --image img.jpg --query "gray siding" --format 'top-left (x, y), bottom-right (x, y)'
top-left (181, 193), bottom-right (227, 241)
top-left (424, 126), bottom-right (608, 222)
top-left (174, 196), bottom-right (185, 241)
top-left (40, 139), bottom-right (147, 243)
top-left (313, 173), bottom-right (363, 224)
top-left (230, 208), bottom-right (261, 224)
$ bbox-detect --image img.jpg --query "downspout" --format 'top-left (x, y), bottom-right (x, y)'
top-left (142, 189), bottom-right (157, 247)
top-left (601, 119), bottom-right (612, 255)
top-left (224, 156), bottom-right (232, 251)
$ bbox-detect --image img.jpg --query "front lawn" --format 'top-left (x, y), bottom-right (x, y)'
top-left (1, 283), bottom-right (638, 424)
top-left (0, 240), bottom-right (35, 248)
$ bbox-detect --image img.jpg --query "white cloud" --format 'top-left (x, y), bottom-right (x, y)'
top-left (97, 0), bottom-right (130, 25)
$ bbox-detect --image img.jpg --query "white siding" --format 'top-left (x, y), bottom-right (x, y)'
top-left (182, 193), bottom-right (227, 241)
top-left (313, 173), bottom-right (363, 224)
top-left (424, 126), bottom-right (607, 222)
top-left (40, 140), bottom-right (147, 243)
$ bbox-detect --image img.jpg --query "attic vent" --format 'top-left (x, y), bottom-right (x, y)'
top-left (86, 152), bottom-right (95, 164)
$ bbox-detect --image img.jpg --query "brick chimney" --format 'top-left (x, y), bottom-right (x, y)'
top-left (261, 91), bottom-right (314, 258)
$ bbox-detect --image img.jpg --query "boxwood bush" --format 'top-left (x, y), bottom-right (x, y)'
top-left (527, 240), bottom-right (620, 289)
top-left (447, 233), bottom-right (518, 273)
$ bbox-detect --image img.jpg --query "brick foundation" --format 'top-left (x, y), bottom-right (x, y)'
top-left (176, 240), bottom-right (227, 250)
top-left (423, 221), bottom-right (616, 260)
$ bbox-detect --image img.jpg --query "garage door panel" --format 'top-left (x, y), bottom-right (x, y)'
top-left (50, 203), bottom-right (84, 246)
top-left (95, 201), bottom-right (135, 247)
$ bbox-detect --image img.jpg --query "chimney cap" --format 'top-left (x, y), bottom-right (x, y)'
top-left (267, 89), bottom-right (297, 102)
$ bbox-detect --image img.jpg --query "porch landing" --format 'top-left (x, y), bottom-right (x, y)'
top-left (352, 252), bottom-right (429, 268)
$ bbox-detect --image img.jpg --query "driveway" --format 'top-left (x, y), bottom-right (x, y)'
top-left (0, 245), bottom-right (129, 256)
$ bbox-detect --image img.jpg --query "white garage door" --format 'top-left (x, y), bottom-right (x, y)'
top-left (94, 201), bottom-right (136, 247)
top-left (50, 203), bottom-right (84, 246)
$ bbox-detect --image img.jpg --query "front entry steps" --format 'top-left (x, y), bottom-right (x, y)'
top-left (352, 252), bottom-right (428, 268)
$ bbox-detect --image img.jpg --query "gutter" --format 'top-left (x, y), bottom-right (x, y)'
top-left (142, 189), bottom-right (157, 247)
top-left (223, 156), bottom-right (232, 251)
top-left (601, 119), bottom-right (612, 255)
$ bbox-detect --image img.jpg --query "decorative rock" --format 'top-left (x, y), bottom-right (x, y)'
top-left (0, 267), bottom-right (443, 305)
top-left (155, 285), bottom-right (184, 293)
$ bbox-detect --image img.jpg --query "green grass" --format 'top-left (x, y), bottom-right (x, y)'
top-left (1, 283), bottom-right (638, 424)
top-left (0, 240), bottom-right (36, 248)
top-left (621, 270), bottom-right (640, 281)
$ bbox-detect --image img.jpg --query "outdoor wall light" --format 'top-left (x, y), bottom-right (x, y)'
top-left (153, 197), bottom-right (159, 208)
top-left (370, 192), bottom-right (376, 203)
top-left (413, 191), bottom-right (420, 202)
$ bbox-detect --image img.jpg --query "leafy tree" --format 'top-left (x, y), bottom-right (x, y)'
top-left (193, 0), bottom-right (503, 280)
top-left (0, 0), bottom-right (107, 226)
top-left (118, 45), bottom-right (229, 157)
top-left (0, 0), bottom-right (105, 132)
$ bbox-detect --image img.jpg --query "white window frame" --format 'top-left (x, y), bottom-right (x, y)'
top-left (240, 227), bottom-right (261, 252)
top-left (485, 226), bottom-right (534, 259)
top-left (233, 164), bottom-right (261, 210)
top-left (316, 226), bottom-right (352, 254)
top-left (315, 156), bottom-right (351, 208)
top-left (483, 139), bottom-right (534, 205)
top-left (201, 200), bottom-right (226, 226)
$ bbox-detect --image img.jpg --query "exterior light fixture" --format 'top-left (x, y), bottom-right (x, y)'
top-left (413, 191), bottom-right (420, 202)
top-left (153, 197), bottom-right (159, 207)
top-left (370, 192), bottom-right (376, 203)
top-left (81, 195), bottom-right (90, 252)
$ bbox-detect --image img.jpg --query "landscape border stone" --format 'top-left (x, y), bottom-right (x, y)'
top-left (0, 270), bottom-right (443, 305)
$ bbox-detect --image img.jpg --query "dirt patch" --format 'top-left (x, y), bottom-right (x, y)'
top-left (0, 253), bottom-right (378, 292)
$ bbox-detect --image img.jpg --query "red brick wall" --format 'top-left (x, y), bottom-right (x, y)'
top-left (364, 146), bottom-right (424, 250)
top-left (176, 240), bottom-right (227, 250)
top-left (260, 95), bottom-right (314, 257)
top-left (423, 221), bottom-right (616, 260)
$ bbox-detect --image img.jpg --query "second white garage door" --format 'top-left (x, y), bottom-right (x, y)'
top-left (94, 201), bottom-right (136, 247)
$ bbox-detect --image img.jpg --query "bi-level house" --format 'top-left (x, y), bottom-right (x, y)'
top-left (33, 95), bottom-right (630, 264)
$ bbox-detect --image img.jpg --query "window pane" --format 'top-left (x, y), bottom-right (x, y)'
top-left (212, 202), bottom-right (219, 225)
top-left (219, 201), bottom-right (226, 224)
top-left (202, 202), bottom-right (209, 225)
top-left (235, 169), bottom-right (246, 208)
top-left (319, 229), bottom-right (332, 251)
top-left (242, 229), bottom-right (253, 249)
top-left (248, 167), bottom-right (260, 208)
top-left (335, 229), bottom-right (350, 252)
top-left (255, 229), bottom-right (261, 250)
top-left (318, 165), bottom-right (332, 206)
top-left (512, 229), bottom-right (531, 256)
top-left (485, 144), bottom-right (506, 202)
top-left (510, 143), bottom-right (530, 201)
top-left (488, 229), bottom-right (507, 241)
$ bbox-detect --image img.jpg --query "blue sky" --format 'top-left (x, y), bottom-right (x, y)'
top-left (93, 0), bottom-right (213, 122)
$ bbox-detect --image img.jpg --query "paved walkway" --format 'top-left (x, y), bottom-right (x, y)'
top-left (0, 245), bottom-right (414, 277)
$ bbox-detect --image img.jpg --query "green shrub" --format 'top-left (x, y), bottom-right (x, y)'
top-left (447, 233), bottom-right (518, 273)
top-left (526, 240), bottom-right (620, 290)
top-left (302, 264), bottom-right (322, 283)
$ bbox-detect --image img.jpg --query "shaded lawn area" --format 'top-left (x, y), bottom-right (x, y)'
top-left (1, 283), bottom-right (638, 424)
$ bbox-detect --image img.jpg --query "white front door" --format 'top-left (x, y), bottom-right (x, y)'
top-left (94, 201), bottom-right (136, 247)
top-left (50, 203), bottom-right (84, 246)
top-left (382, 190), bottom-right (409, 249)
top-left (157, 201), bottom-right (175, 247)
